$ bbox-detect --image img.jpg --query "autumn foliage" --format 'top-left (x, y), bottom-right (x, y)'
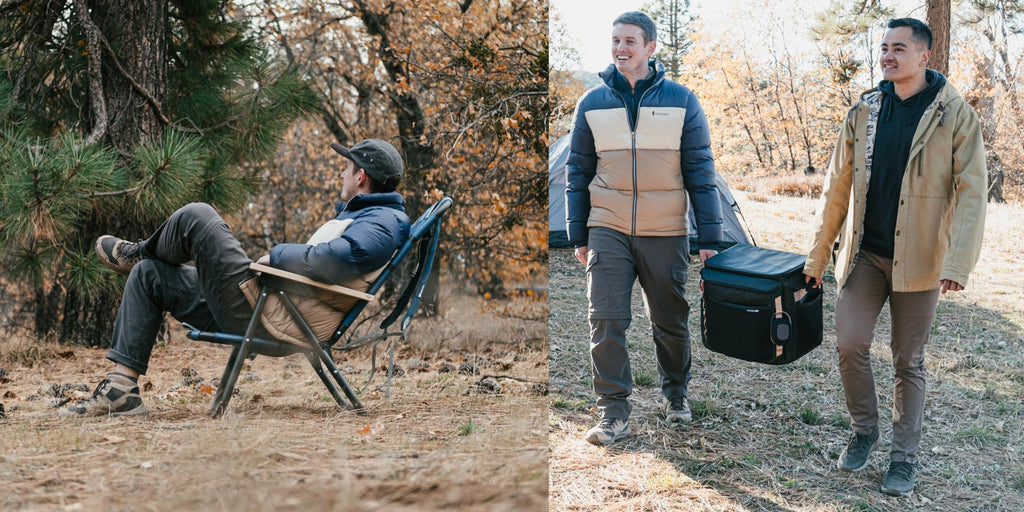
top-left (234, 0), bottom-right (549, 296)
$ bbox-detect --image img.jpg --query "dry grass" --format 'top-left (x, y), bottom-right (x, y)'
top-left (549, 191), bottom-right (1024, 511)
top-left (0, 291), bottom-right (549, 511)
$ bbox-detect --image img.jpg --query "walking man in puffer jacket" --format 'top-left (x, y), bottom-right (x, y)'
top-left (804, 18), bottom-right (987, 497)
top-left (565, 10), bottom-right (723, 446)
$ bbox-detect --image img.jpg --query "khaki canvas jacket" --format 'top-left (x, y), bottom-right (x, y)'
top-left (805, 79), bottom-right (987, 292)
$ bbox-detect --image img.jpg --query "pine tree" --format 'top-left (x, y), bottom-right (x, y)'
top-left (643, 0), bottom-right (697, 80)
top-left (0, 0), bottom-right (318, 346)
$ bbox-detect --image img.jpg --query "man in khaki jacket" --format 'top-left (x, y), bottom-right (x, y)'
top-left (805, 18), bottom-right (986, 497)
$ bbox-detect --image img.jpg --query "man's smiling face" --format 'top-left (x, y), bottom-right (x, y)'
top-left (879, 26), bottom-right (929, 86)
top-left (611, 23), bottom-right (655, 83)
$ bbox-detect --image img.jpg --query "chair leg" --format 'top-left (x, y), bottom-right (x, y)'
top-left (210, 345), bottom-right (242, 415)
top-left (315, 345), bottom-right (363, 410)
top-left (211, 291), bottom-right (267, 418)
top-left (304, 352), bottom-right (349, 409)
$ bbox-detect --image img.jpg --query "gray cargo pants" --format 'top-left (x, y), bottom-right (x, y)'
top-left (586, 227), bottom-right (692, 421)
top-left (106, 203), bottom-right (258, 374)
top-left (836, 250), bottom-right (940, 463)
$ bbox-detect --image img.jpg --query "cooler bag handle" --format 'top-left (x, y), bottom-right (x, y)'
top-left (770, 296), bottom-right (791, 357)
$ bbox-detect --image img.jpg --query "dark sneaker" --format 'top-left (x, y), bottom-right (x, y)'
top-left (60, 373), bottom-right (147, 417)
top-left (584, 418), bottom-right (631, 446)
top-left (665, 396), bottom-right (692, 425)
top-left (880, 461), bottom-right (915, 497)
top-left (837, 429), bottom-right (879, 472)
top-left (95, 236), bottom-right (144, 274)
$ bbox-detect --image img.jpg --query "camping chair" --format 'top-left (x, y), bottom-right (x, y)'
top-left (186, 196), bottom-right (453, 417)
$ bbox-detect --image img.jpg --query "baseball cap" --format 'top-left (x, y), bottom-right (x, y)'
top-left (330, 139), bottom-right (404, 186)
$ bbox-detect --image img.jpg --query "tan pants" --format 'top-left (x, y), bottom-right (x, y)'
top-left (835, 251), bottom-right (940, 463)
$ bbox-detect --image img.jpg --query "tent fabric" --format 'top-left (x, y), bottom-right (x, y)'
top-left (548, 135), bottom-right (571, 248)
top-left (548, 134), bottom-right (750, 250)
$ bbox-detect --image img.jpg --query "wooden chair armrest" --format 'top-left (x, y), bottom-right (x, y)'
top-left (249, 263), bottom-right (376, 302)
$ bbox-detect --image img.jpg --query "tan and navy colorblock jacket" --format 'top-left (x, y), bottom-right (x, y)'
top-left (565, 61), bottom-right (722, 248)
top-left (805, 77), bottom-right (987, 292)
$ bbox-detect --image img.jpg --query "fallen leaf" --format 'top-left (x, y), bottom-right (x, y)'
top-left (197, 384), bottom-right (214, 395)
top-left (140, 461), bottom-right (153, 469)
top-left (3, 391), bottom-right (15, 399)
top-left (358, 425), bottom-right (371, 435)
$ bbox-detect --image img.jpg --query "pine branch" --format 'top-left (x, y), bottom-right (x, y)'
top-left (0, 0), bottom-right (29, 15)
top-left (73, 0), bottom-right (108, 146)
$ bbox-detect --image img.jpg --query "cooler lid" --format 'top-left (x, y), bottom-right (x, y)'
top-left (703, 244), bottom-right (806, 278)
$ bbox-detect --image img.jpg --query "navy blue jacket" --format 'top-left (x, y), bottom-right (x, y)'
top-left (269, 192), bottom-right (410, 284)
top-left (565, 61), bottom-right (722, 248)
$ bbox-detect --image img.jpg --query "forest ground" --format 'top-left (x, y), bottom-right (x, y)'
top-left (1, 291), bottom-right (549, 511)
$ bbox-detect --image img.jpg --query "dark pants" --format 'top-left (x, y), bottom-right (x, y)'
top-left (586, 227), bottom-right (692, 421)
top-left (106, 203), bottom-right (257, 374)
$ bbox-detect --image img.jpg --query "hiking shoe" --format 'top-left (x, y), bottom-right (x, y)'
top-left (95, 236), bottom-right (144, 274)
top-left (837, 429), bottom-right (879, 472)
top-left (880, 461), bottom-right (915, 497)
top-left (60, 373), bottom-right (147, 417)
top-left (665, 396), bottom-right (692, 425)
top-left (584, 418), bottom-right (631, 446)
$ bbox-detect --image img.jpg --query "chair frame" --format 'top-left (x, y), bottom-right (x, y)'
top-left (187, 196), bottom-right (453, 417)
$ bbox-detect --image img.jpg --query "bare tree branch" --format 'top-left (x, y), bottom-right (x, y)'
top-left (73, 0), bottom-right (108, 146)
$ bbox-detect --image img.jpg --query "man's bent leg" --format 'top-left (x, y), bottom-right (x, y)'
top-left (140, 202), bottom-right (254, 336)
top-left (888, 288), bottom-right (939, 463)
top-left (835, 251), bottom-right (891, 434)
top-left (106, 260), bottom-right (216, 375)
top-left (587, 227), bottom-right (637, 421)
top-left (634, 235), bottom-right (691, 401)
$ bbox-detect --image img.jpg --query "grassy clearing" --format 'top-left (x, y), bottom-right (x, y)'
top-left (549, 192), bottom-right (1024, 511)
top-left (0, 291), bottom-right (548, 511)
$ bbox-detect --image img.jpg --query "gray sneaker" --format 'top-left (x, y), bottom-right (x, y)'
top-left (584, 418), bottom-right (631, 446)
top-left (60, 373), bottom-right (147, 417)
top-left (837, 429), bottom-right (879, 472)
top-left (880, 461), bottom-right (915, 497)
top-left (665, 396), bottom-right (692, 425)
top-left (95, 236), bottom-right (144, 274)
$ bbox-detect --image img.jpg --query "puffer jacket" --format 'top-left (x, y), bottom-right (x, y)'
top-left (805, 78), bottom-right (987, 292)
top-left (270, 192), bottom-right (409, 284)
top-left (565, 60), bottom-right (722, 248)
top-left (246, 192), bottom-right (410, 344)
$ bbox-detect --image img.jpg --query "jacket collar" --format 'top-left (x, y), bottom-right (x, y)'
top-left (599, 60), bottom-right (666, 94)
top-left (335, 191), bottom-right (406, 215)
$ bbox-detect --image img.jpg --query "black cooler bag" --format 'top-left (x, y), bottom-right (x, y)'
top-left (700, 244), bottom-right (823, 365)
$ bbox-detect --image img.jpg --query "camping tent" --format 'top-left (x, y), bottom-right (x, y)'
top-left (549, 134), bottom-right (752, 251)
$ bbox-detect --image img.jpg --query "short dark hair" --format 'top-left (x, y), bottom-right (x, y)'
top-left (887, 18), bottom-right (932, 50)
top-left (367, 173), bottom-right (399, 193)
top-left (613, 11), bottom-right (657, 45)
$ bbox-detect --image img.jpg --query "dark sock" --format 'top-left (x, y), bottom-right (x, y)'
top-left (110, 372), bottom-right (138, 383)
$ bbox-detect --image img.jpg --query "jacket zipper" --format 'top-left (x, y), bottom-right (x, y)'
top-left (610, 80), bottom-right (657, 237)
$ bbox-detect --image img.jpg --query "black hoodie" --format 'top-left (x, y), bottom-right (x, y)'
top-left (862, 69), bottom-right (946, 259)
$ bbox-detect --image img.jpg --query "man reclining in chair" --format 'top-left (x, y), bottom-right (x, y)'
top-left (62, 139), bottom-right (411, 417)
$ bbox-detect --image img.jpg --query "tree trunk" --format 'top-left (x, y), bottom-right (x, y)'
top-left (926, 0), bottom-right (950, 75)
top-left (357, 2), bottom-right (441, 314)
top-left (58, 0), bottom-right (167, 346)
